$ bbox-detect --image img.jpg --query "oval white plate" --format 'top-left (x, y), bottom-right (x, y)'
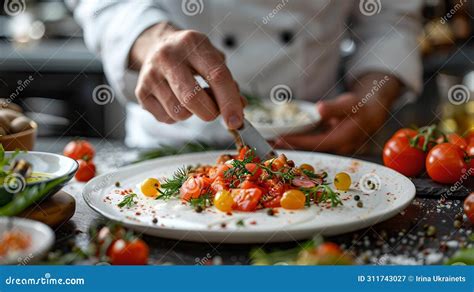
top-left (0, 217), bottom-right (54, 265)
top-left (245, 101), bottom-right (321, 139)
top-left (83, 150), bottom-right (415, 243)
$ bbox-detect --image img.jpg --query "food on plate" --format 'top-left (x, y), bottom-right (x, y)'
top-left (140, 178), bottom-right (161, 197)
top-left (0, 230), bottom-right (31, 258)
top-left (333, 172), bottom-right (351, 191)
top-left (251, 237), bottom-right (353, 265)
top-left (245, 102), bottom-right (312, 127)
top-left (146, 146), bottom-right (342, 212)
top-left (64, 139), bottom-right (96, 182)
top-left (383, 124), bottom-right (473, 184)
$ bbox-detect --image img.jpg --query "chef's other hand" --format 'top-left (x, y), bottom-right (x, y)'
top-left (129, 22), bottom-right (244, 129)
top-left (275, 73), bottom-right (402, 155)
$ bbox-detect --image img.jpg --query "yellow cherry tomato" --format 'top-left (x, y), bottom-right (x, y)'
top-left (299, 163), bottom-right (315, 173)
top-left (140, 178), bottom-right (161, 197)
top-left (334, 172), bottom-right (351, 191)
top-left (281, 189), bottom-right (306, 210)
top-left (214, 190), bottom-right (234, 212)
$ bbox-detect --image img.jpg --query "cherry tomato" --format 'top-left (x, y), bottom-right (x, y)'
top-left (109, 238), bottom-right (149, 265)
top-left (464, 193), bottom-right (474, 224)
top-left (280, 189), bottom-right (306, 210)
top-left (464, 130), bottom-right (474, 145)
top-left (466, 142), bottom-right (474, 173)
top-left (75, 159), bottom-right (96, 182)
top-left (180, 177), bottom-right (203, 201)
top-left (392, 128), bottom-right (418, 139)
top-left (214, 190), bottom-right (234, 212)
top-left (240, 179), bottom-right (260, 190)
top-left (299, 163), bottom-right (315, 173)
top-left (383, 135), bottom-right (426, 177)
top-left (63, 140), bottom-right (95, 160)
top-left (230, 188), bottom-right (262, 212)
top-left (334, 172), bottom-right (351, 191)
top-left (297, 242), bottom-right (352, 265)
top-left (447, 133), bottom-right (467, 150)
top-left (426, 143), bottom-right (468, 184)
top-left (245, 163), bottom-right (262, 180)
top-left (140, 178), bottom-right (160, 197)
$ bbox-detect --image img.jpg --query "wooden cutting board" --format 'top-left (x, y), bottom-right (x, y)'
top-left (18, 191), bottom-right (75, 227)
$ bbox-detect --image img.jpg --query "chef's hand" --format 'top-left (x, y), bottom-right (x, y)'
top-left (129, 22), bottom-right (244, 129)
top-left (275, 73), bottom-right (402, 155)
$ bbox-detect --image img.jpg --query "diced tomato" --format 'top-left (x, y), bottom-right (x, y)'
top-left (237, 146), bottom-right (251, 161)
top-left (240, 179), bottom-right (259, 189)
top-left (262, 195), bottom-right (281, 208)
top-left (231, 188), bottom-right (262, 212)
top-left (209, 164), bottom-right (231, 179)
top-left (211, 178), bottom-right (227, 193)
top-left (180, 177), bottom-right (203, 201)
top-left (244, 163), bottom-right (263, 180)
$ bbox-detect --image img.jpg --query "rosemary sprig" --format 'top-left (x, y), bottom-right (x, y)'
top-left (301, 185), bottom-right (342, 207)
top-left (156, 167), bottom-right (189, 200)
top-left (117, 193), bottom-right (137, 208)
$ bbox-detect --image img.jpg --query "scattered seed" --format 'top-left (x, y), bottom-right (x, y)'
top-left (115, 181), bottom-right (121, 187)
top-left (267, 209), bottom-right (275, 216)
top-left (152, 218), bottom-right (158, 224)
top-left (354, 195), bottom-right (360, 201)
top-left (357, 201), bottom-right (363, 208)
top-left (195, 206), bottom-right (203, 213)
top-left (453, 220), bottom-right (462, 229)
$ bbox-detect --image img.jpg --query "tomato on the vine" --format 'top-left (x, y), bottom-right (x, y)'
top-left (426, 143), bottom-right (468, 184)
top-left (447, 133), bottom-right (467, 150)
top-left (383, 135), bottom-right (426, 177)
top-left (64, 140), bottom-right (95, 160)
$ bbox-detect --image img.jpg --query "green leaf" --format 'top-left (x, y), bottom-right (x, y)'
top-left (117, 193), bottom-right (137, 208)
top-left (445, 248), bottom-right (474, 265)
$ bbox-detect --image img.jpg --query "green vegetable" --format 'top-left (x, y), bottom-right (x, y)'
top-left (446, 248), bottom-right (474, 265)
top-left (156, 167), bottom-right (189, 200)
top-left (117, 193), bottom-right (138, 208)
top-left (0, 176), bottom-right (67, 216)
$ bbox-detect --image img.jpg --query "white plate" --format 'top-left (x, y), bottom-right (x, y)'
top-left (83, 151), bottom-right (415, 244)
top-left (244, 101), bottom-right (321, 139)
top-left (0, 217), bottom-right (54, 265)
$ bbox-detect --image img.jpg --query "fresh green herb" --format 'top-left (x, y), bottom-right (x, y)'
top-left (236, 219), bottom-right (245, 227)
top-left (156, 167), bottom-right (189, 200)
top-left (117, 193), bottom-right (137, 208)
top-left (301, 185), bottom-right (342, 207)
top-left (259, 164), bottom-right (296, 183)
top-left (189, 190), bottom-right (213, 212)
top-left (224, 149), bottom-right (256, 186)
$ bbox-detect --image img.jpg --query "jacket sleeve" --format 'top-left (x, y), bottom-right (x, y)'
top-left (347, 0), bottom-right (423, 94)
top-left (72, 0), bottom-right (170, 102)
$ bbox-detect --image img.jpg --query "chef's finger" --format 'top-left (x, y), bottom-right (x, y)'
top-left (136, 88), bottom-right (175, 124)
top-left (317, 93), bottom-right (357, 120)
top-left (189, 46), bottom-right (243, 129)
top-left (150, 80), bottom-right (192, 121)
top-left (162, 63), bottom-right (219, 121)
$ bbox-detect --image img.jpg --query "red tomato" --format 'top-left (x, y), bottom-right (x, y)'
top-left (109, 239), bottom-right (149, 265)
top-left (180, 177), bottom-right (203, 201)
top-left (447, 133), bottom-right (467, 150)
top-left (240, 179), bottom-right (260, 189)
top-left (426, 143), bottom-right (468, 184)
top-left (245, 163), bottom-right (262, 180)
top-left (75, 159), bottom-right (96, 182)
top-left (392, 128), bottom-right (418, 139)
top-left (211, 178), bottom-right (227, 193)
top-left (231, 188), bottom-right (262, 212)
top-left (464, 130), bottom-right (474, 145)
top-left (383, 136), bottom-right (426, 177)
top-left (209, 164), bottom-right (230, 179)
top-left (64, 140), bottom-right (95, 160)
top-left (262, 195), bottom-right (281, 208)
top-left (466, 142), bottom-right (474, 172)
top-left (464, 193), bottom-right (474, 224)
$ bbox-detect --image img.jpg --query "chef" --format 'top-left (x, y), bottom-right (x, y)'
top-left (73, 0), bottom-right (422, 154)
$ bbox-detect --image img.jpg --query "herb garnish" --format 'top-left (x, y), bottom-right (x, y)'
top-left (189, 190), bottom-right (213, 212)
top-left (301, 185), bottom-right (342, 207)
top-left (236, 219), bottom-right (245, 227)
top-left (156, 167), bottom-right (189, 200)
top-left (117, 193), bottom-right (138, 208)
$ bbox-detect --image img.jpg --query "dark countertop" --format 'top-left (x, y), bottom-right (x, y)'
top-left (35, 137), bottom-right (473, 265)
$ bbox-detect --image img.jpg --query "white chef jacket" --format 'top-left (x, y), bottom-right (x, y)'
top-left (73, 0), bottom-right (422, 148)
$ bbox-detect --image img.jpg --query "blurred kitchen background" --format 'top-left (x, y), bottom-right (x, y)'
top-left (0, 0), bottom-right (473, 147)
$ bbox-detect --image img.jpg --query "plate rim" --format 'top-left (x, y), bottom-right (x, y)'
top-left (83, 150), bottom-right (416, 242)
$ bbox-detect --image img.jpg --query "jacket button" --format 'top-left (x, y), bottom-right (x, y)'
top-left (223, 34), bottom-right (236, 49)
top-left (280, 30), bottom-right (294, 45)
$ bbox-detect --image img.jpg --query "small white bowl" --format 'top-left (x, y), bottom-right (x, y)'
top-left (0, 217), bottom-right (54, 265)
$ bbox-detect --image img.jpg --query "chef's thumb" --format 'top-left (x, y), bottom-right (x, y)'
top-left (316, 92), bottom-right (357, 120)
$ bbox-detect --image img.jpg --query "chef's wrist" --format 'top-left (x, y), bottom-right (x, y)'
top-left (128, 22), bottom-right (178, 71)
